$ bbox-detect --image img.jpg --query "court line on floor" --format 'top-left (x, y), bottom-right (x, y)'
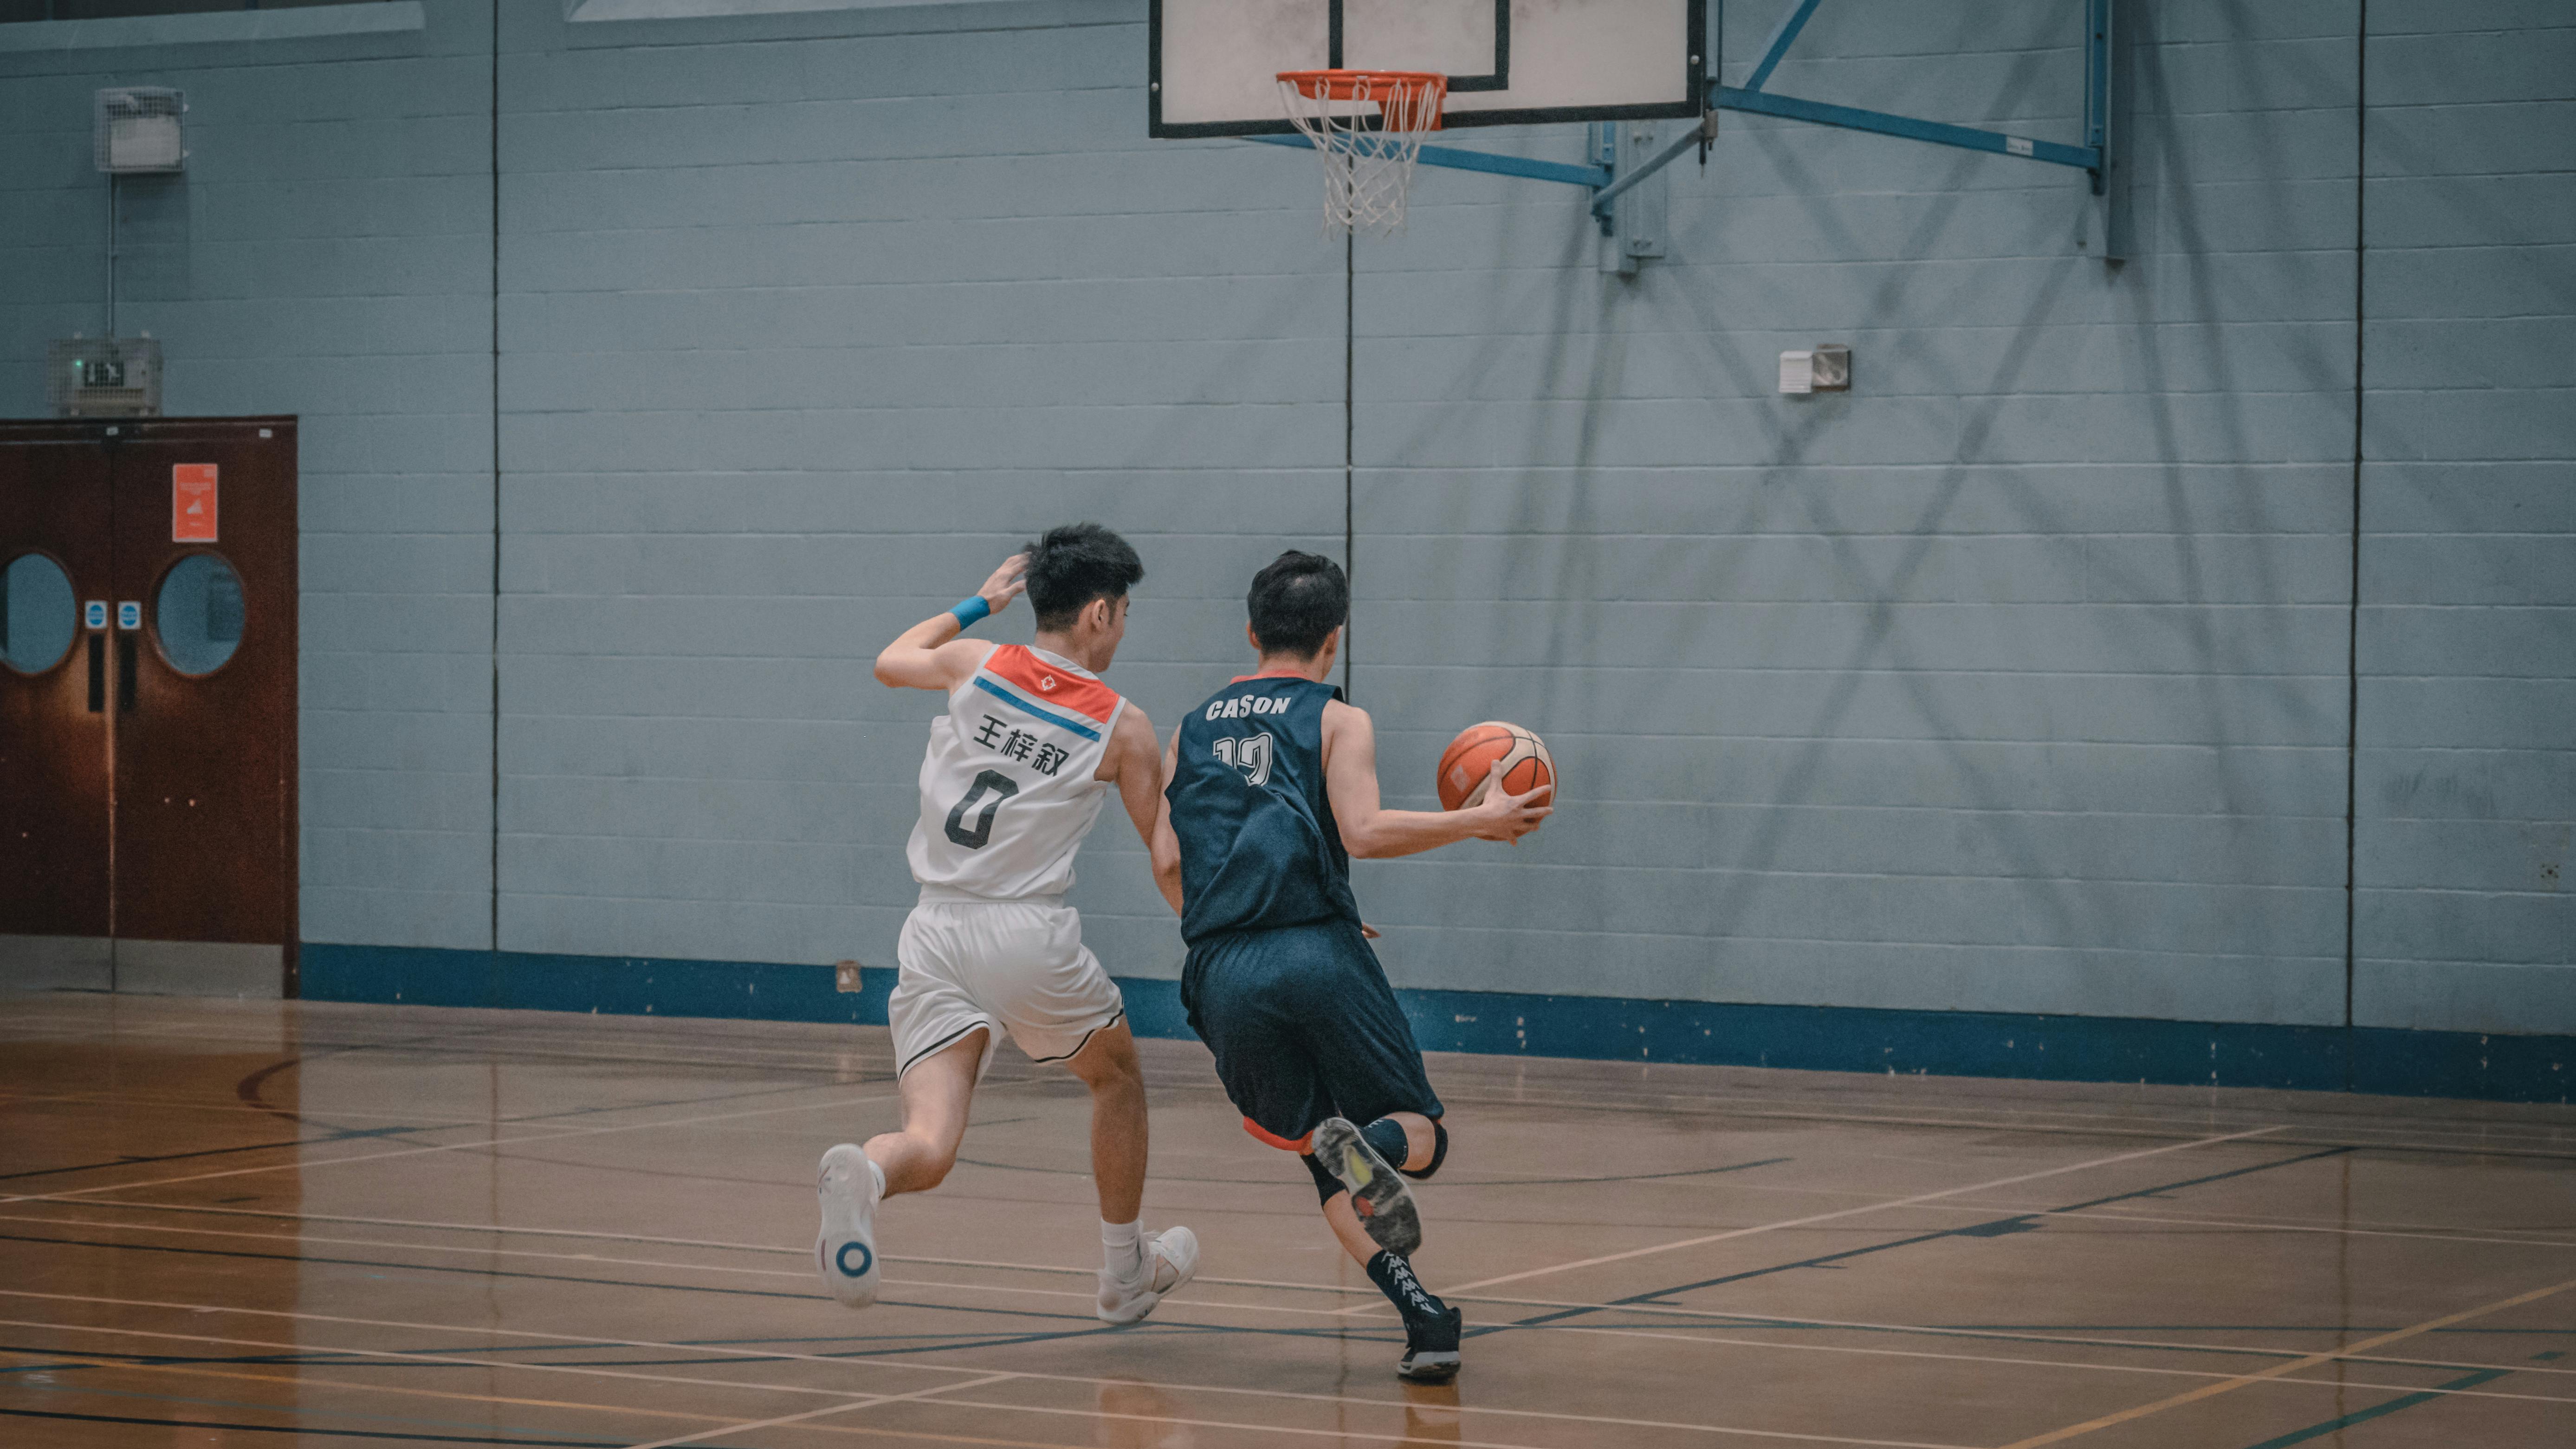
top-left (1543, 1146), bottom-right (2356, 1308)
top-left (2016, 1202), bottom-right (2576, 1251)
top-left (1436, 1125), bottom-right (2284, 1295)
top-left (0, 1292), bottom-right (1979, 1447)
top-left (0, 1316), bottom-right (942, 1405)
top-left (1425, 1294), bottom-right (2576, 1380)
top-left (0, 1070), bottom-right (927, 1190)
top-left (1534, 1324), bottom-right (2576, 1405)
top-left (28, 1280), bottom-right (2569, 1449)
top-left (13, 1032), bottom-right (2559, 1165)
top-left (16, 1213), bottom-right (2570, 1398)
top-left (0, 1343), bottom-right (773, 1435)
top-left (905, 1392), bottom-right (1977, 1449)
top-left (26, 1199), bottom-right (2568, 1385)
top-left (0, 1406), bottom-right (615, 1447)
top-left (2234, 1365), bottom-right (2518, 1449)
top-left (3, 1010), bottom-right (2542, 1156)
top-left (50, 1187), bottom-right (2576, 1294)
top-left (1, 1322), bottom-right (1163, 1447)
top-left (622, 1371), bottom-right (1023, 1449)
top-left (1994, 1274), bottom-right (2576, 1448)
top-left (6, 1200), bottom-right (1394, 1301)
top-left (0, 1081), bottom-right (940, 1205)
top-left (1418, 1080), bottom-right (2576, 1154)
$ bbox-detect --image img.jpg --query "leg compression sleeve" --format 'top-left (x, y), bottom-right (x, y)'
top-left (1398, 1120), bottom-right (1449, 1181)
top-left (1360, 1116), bottom-right (1411, 1171)
top-left (1301, 1151), bottom-right (1343, 1205)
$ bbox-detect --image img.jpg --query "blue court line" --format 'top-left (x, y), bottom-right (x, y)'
top-left (1478, 1146), bottom-right (2361, 1341)
top-left (0, 1123), bottom-right (421, 1182)
top-left (2236, 1365), bottom-right (2513, 1449)
top-left (971, 675), bottom-right (1103, 740)
top-left (2, 1376), bottom-right (612, 1445)
top-left (298, 944), bottom-right (2575, 1105)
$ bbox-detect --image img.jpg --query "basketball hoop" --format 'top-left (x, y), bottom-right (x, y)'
top-left (1275, 70), bottom-right (1448, 236)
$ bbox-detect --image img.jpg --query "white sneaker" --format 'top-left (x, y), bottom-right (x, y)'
top-left (1095, 1224), bottom-right (1199, 1324)
top-left (815, 1144), bottom-right (881, 1308)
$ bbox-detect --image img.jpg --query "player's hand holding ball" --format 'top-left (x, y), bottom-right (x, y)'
top-left (1437, 722), bottom-right (1556, 844)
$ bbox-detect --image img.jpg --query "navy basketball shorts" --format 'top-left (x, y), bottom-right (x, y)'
top-left (1180, 917), bottom-right (1443, 1151)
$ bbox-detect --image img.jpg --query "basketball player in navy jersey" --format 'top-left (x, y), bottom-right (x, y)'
top-left (1152, 550), bottom-right (1552, 1381)
top-left (816, 524), bottom-right (1198, 1326)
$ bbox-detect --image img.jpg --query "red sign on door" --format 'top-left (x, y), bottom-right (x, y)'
top-left (173, 464), bottom-right (218, 542)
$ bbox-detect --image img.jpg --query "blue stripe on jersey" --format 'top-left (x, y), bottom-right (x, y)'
top-left (972, 675), bottom-right (1104, 740)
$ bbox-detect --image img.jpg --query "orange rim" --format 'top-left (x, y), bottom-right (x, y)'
top-left (1277, 68), bottom-right (1448, 129)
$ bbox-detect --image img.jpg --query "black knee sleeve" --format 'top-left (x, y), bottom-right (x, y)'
top-left (1301, 1151), bottom-right (1344, 1205)
top-left (1398, 1120), bottom-right (1449, 1181)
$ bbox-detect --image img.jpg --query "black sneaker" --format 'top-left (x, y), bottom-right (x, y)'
top-left (1312, 1117), bottom-right (1422, 1255)
top-left (1398, 1306), bottom-right (1463, 1383)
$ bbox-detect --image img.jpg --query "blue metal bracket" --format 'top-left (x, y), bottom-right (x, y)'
top-left (1715, 85), bottom-right (2097, 172)
top-left (1241, 1), bottom-right (2125, 260)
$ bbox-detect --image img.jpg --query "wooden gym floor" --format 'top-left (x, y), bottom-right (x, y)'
top-left (0, 995), bottom-right (2570, 1448)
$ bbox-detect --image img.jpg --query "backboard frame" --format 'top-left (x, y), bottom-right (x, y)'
top-left (1149, 0), bottom-right (1709, 139)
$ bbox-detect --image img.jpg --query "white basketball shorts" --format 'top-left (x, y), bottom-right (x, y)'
top-left (888, 885), bottom-right (1126, 1079)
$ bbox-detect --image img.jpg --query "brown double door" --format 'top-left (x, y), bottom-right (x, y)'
top-left (0, 418), bottom-right (298, 996)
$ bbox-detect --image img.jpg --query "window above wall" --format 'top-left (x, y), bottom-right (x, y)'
top-left (0, 0), bottom-right (383, 21)
top-left (564, 0), bottom-right (1014, 19)
top-left (0, 0), bottom-right (420, 51)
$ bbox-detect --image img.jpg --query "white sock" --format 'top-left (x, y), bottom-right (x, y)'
top-left (866, 1155), bottom-right (887, 1200)
top-left (1102, 1218), bottom-right (1144, 1279)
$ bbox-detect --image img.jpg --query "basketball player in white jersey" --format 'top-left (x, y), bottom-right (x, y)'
top-left (816, 524), bottom-right (1197, 1324)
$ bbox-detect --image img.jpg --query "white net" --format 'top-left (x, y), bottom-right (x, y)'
top-left (1276, 71), bottom-right (1447, 236)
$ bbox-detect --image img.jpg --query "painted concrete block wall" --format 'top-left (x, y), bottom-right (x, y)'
top-left (3, 1), bottom-right (2566, 1039)
top-left (2353, 3), bottom-right (2576, 1034)
top-left (490, 0), bottom-right (1341, 980)
top-left (0, 2), bottom-right (497, 952)
top-left (1349, 0), bottom-right (2361, 1025)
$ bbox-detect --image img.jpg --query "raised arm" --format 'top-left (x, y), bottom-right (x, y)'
top-left (1105, 703), bottom-right (1186, 918)
top-left (1320, 699), bottom-right (1551, 860)
top-left (873, 553), bottom-right (1027, 692)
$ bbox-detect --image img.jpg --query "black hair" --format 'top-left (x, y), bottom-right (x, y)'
top-left (1246, 550), bottom-right (1347, 658)
top-left (1022, 523), bottom-right (1144, 631)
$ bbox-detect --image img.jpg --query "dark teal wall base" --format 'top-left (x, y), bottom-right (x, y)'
top-left (299, 944), bottom-right (2571, 1105)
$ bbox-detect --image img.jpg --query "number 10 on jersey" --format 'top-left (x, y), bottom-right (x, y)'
top-left (1213, 732), bottom-right (1274, 788)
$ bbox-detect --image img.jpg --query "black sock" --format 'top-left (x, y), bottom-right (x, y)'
top-left (1360, 1116), bottom-right (1411, 1171)
top-left (1366, 1250), bottom-right (1447, 1328)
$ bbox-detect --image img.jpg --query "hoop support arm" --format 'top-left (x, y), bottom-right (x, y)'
top-left (1590, 109), bottom-right (1718, 219)
top-left (1244, 131), bottom-right (1607, 190)
top-left (1715, 85), bottom-right (2099, 172)
top-left (1239, 0), bottom-right (2124, 264)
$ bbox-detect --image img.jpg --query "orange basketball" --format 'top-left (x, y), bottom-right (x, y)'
top-left (1437, 720), bottom-right (1556, 812)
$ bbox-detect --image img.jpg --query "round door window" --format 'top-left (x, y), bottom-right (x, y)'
top-left (155, 552), bottom-right (246, 676)
top-left (1, 552), bottom-right (78, 675)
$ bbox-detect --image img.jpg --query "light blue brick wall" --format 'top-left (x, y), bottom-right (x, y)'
top-left (1342, 0), bottom-right (2362, 1025)
top-left (2352, 3), bottom-right (2576, 1034)
top-left (2, 0), bottom-right (2566, 1035)
top-left (0, 2), bottom-right (497, 952)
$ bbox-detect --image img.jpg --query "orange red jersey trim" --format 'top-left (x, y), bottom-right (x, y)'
top-left (984, 644), bottom-right (1120, 724)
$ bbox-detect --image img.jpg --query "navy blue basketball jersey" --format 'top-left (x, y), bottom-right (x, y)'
top-left (1166, 674), bottom-right (1359, 944)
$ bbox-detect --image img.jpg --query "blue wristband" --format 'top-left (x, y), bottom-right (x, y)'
top-left (949, 595), bottom-right (991, 629)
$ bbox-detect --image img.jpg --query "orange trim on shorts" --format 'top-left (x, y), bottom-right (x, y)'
top-left (1241, 1117), bottom-right (1314, 1153)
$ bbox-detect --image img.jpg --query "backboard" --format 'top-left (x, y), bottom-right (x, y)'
top-left (1150, 0), bottom-right (1709, 137)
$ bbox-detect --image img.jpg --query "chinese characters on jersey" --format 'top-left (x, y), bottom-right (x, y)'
top-left (970, 714), bottom-right (1072, 777)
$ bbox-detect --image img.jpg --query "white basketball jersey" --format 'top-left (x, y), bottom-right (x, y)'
top-left (906, 644), bottom-right (1126, 900)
